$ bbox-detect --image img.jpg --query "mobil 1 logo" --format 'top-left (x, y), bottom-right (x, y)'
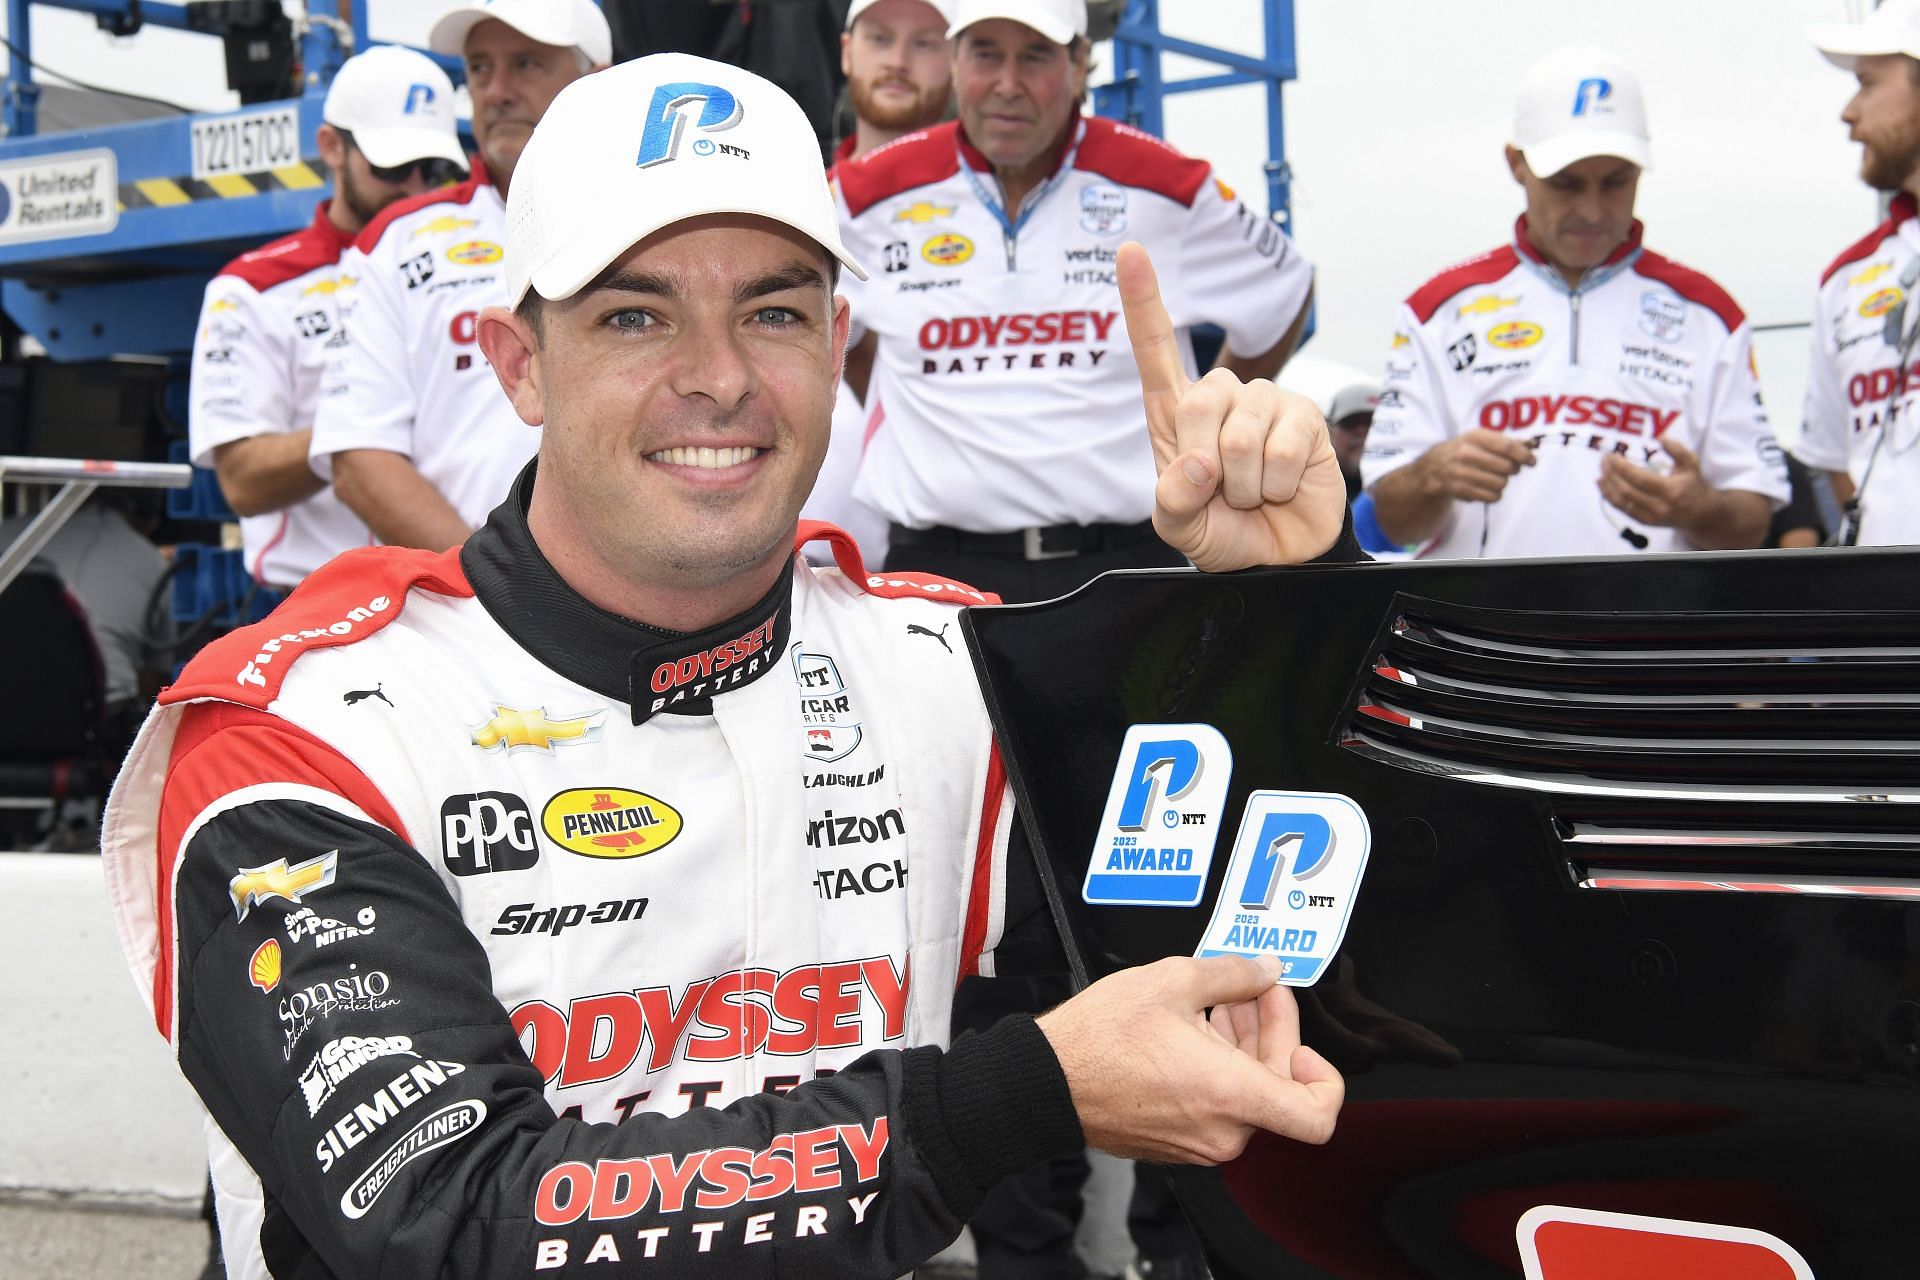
top-left (1082, 724), bottom-right (1231, 907)
top-left (1195, 790), bottom-right (1370, 985)
top-left (440, 792), bottom-right (538, 875)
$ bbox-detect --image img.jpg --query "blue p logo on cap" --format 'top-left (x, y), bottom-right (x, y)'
top-left (637, 82), bottom-right (743, 168)
top-left (1572, 77), bottom-right (1612, 117)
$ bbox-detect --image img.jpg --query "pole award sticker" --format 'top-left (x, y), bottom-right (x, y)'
top-left (1082, 724), bottom-right (1232, 907)
top-left (1195, 790), bottom-right (1370, 985)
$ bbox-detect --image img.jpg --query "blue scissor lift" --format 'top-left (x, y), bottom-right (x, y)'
top-left (0, 0), bottom-right (1298, 620)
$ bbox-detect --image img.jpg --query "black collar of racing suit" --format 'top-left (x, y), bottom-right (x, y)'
top-left (462, 461), bottom-right (794, 726)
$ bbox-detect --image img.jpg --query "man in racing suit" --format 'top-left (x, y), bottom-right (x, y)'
top-left (1802, 2), bottom-right (1920, 545)
top-left (309, 0), bottom-right (609, 550)
top-left (189, 47), bottom-right (467, 588)
top-left (835, 0), bottom-right (1314, 600)
top-left (102, 54), bottom-right (1351, 1279)
top-left (1364, 46), bottom-right (1787, 558)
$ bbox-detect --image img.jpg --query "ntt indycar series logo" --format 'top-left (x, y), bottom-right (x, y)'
top-left (1083, 725), bottom-right (1232, 907)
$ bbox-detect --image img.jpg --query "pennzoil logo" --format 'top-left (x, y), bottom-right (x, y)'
top-left (1458, 294), bottom-right (1519, 317)
top-left (230, 851), bottom-right (338, 921)
top-left (412, 215), bottom-right (477, 237)
top-left (249, 938), bottom-right (283, 993)
top-left (893, 201), bottom-right (953, 224)
top-left (541, 788), bottom-right (684, 859)
top-left (1860, 287), bottom-right (1904, 319)
top-left (469, 706), bottom-right (605, 755)
top-left (1487, 320), bottom-right (1543, 350)
top-left (300, 275), bottom-right (358, 298)
top-left (921, 233), bottom-right (974, 266)
top-left (446, 240), bottom-right (503, 266)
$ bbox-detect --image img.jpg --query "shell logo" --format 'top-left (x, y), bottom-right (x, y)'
top-left (1859, 287), bottom-right (1904, 319)
top-left (249, 939), bottom-right (282, 993)
top-left (447, 240), bottom-right (504, 267)
top-left (1487, 320), bottom-right (1544, 350)
top-left (921, 233), bottom-right (974, 267)
top-left (542, 787), bottom-right (683, 859)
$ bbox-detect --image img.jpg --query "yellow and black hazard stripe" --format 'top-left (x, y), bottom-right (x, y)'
top-left (117, 160), bottom-right (327, 212)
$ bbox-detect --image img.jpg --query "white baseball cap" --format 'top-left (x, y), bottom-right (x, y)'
top-left (322, 46), bottom-right (468, 170)
top-left (948, 0), bottom-right (1086, 45)
top-left (1808, 0), bottom-right (1920, 70)
top-left (847, 0), bottom-right (954, 31)
top-left (504, 52), bottom-right (867, 308)
top-left (429, 0), bottom-right (613, 68)
top-left (1511, 45), bottom-right (1651, 178)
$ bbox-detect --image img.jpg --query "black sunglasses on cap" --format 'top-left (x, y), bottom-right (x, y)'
top-left (338, 131), bottom-right (467, 187)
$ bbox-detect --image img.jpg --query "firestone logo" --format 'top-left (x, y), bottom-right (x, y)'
top-left (236, 596), bottom-right (390, 688)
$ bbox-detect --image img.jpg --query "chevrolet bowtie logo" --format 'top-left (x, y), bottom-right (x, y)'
top-left (229, 851), bottom-right (338, 921)
top-left (412, 215), bottom-right (478, 237)
top-left (470, 705), bottom-right (606, 754)
top-left (1851, 262), bottom-right (1893, 287)
top-left (301, 275), bottom-right (359, 297)
top-left (893, 201), bottom-right (954, 224)
top-left (1458, 295), bottom-right (1520, 317)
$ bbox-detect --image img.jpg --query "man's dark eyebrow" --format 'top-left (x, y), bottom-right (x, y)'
top-left (734, 263), bottom-right (827, 304)
top-left (586, 268), bottom-right (682, 299)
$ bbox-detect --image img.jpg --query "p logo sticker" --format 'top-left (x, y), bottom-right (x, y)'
top-left (1083, 724), bottom-right (1231, 907)
top-left (636, 81), bottom-right (743, 168)
top-left (1195, 790), bottom-right (1370, 984)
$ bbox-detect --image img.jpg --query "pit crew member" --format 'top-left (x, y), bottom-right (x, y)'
top-left (102, 54), bottom-right (1351, 1279)
top-left (1802, 2), bottom-right (1920, 545)
top-left (1364, 46), bottom-right (1787, 558)
top-left (189, 47), bottom-right (466, 587)
top-left (309, 0), bottom-right (609, 550)
top-left (807, 0), bottom-right (956, 566)
top-left (835, 0), bottom-right (1314, 597)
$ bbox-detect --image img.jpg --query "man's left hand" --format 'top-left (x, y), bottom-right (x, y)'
top-left (1598, 438), bottom-right (1712, 529)
top-left (1118, 242), bottom-right (1345, 571)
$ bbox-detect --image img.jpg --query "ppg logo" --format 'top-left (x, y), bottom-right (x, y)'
top-left (1083, 724), bottom-right (1232, 907)
top-left (636, 81), bottom-right (743, 168)
top-left (440, 792), bottom-right (539, 876)
top-left (1572, 77), bottom-right (1612, 117)
top-left (403, 83), bottom-right (436, 114)
top-left (1197, 791), bottom-right (1370, 986)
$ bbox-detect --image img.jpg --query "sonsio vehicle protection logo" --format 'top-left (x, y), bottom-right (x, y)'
top-left (1082, 724), bottom-right (1232, 907)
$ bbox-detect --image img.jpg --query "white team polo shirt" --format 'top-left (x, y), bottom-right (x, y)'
top-left (310, 157), bottom-right (537, 530)
top-left (834, 115), bottom-right (1312, 532)
top-left (1798, 191), bottom-right (1920, 546)
top-left (189, 203), bottom-right (373, 587)
top-left (1362, 219), bottom-right (1788, 559)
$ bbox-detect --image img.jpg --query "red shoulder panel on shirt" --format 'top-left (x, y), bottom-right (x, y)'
top-left (836, 123), bottom-right (962, 219)
top-left (1633, 251), bottom-right (1746, 332)
top-left (218, 223), bottom-right (349, 292)
top-left (354, 164), bottom-right (489, 254)
top-left (1405, 246), bottom-right (1522, 324)
top-left (1073, 116), bottom-right (1211, 208)
top-left (1820, 193), bottom-right (1916, 286)
top-left (162, 546), bottom-right (472, 709)
top-left (797, 520), bottom-right (1001, 606)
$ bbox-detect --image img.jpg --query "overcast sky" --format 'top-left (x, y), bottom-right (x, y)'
top-left (1, 0), bottom-right (1892, 442)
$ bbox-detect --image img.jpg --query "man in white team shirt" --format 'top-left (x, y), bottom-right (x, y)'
top-left (1803, 3), bottom-right (1920, 546)
top-left (310, 0), bottom-right (608, 550)
top-left (189, 47), bottom-right (466, 588)
top-left (1364, 46), bottom-right (1787, 559)
top-left (835, 0), bottom-right (1312, 600)
top-left (808, 0), bottom-right (955, 565)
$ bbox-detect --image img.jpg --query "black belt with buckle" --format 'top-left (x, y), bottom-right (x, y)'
top-left (889, 520), bottom-right (1159, 562)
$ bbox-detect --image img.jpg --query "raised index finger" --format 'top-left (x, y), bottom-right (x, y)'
top-left (1118, 241), bottom-right (1189, 430)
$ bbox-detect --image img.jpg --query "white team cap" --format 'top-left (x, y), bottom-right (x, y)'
top-left (847, 0), bottom-right (954, 31)
top-left (322, 45), bottom-right (468, 170)
top-left (505, 52), bottom-right (867, 308)
top-left (1808, 0), bottom-right (1920, 70)
top-left (429, 0), bottom-right (613, 68)
top-left (1511, 45), bottom-right (1651, 178)
top-left (948, 0), bottom-right (1085, 45)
